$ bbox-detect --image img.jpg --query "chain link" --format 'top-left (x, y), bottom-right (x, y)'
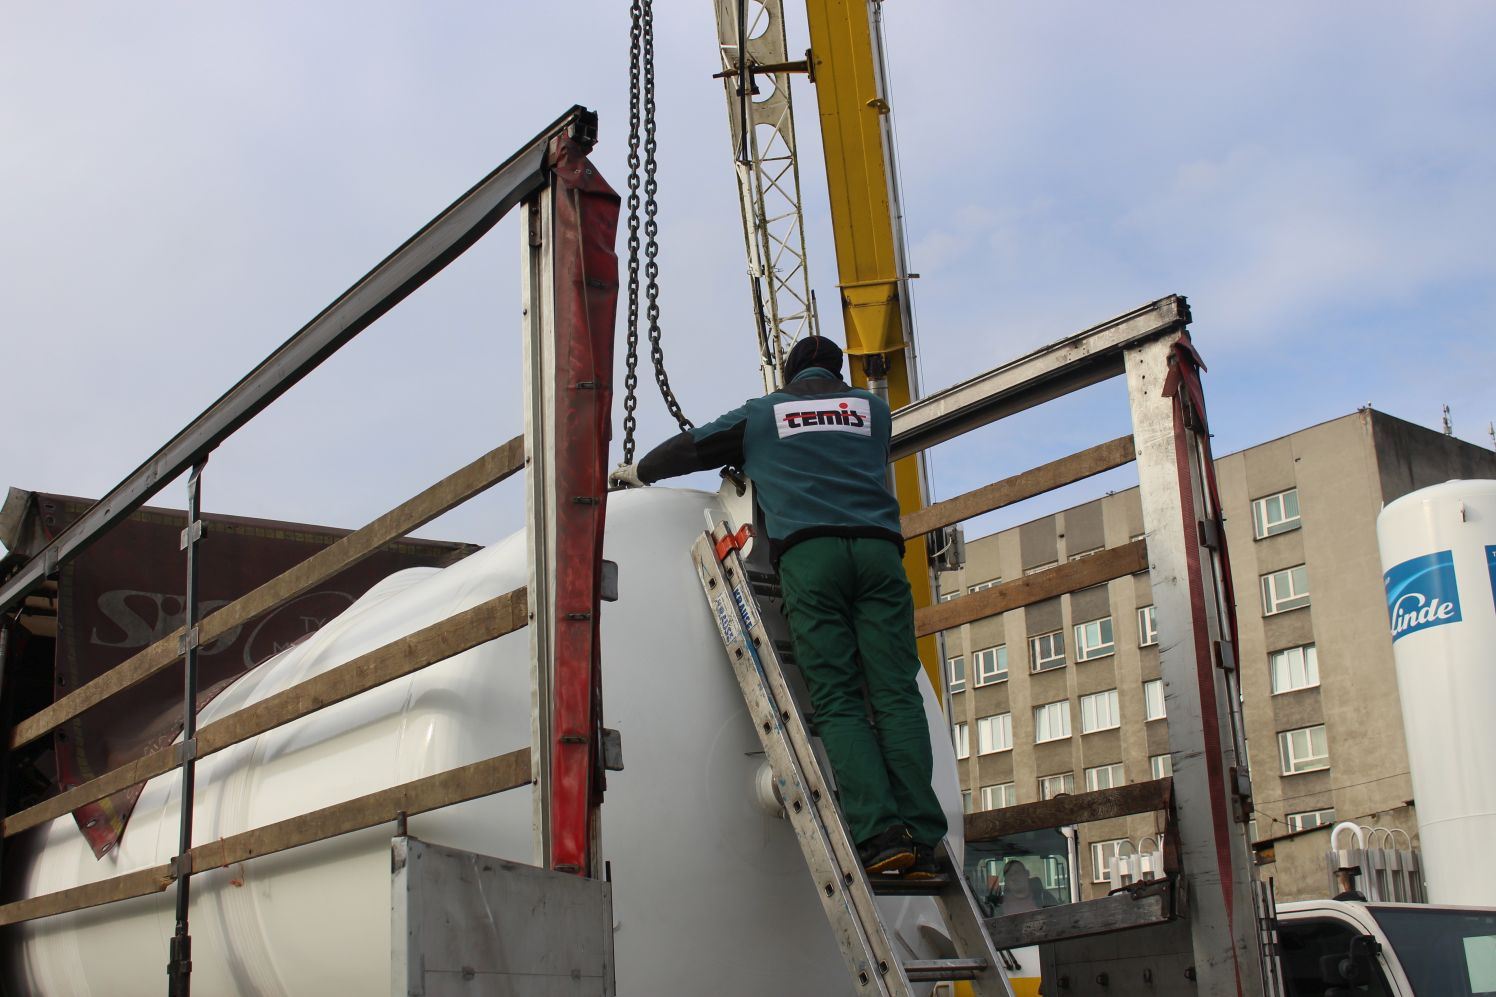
top-left (640, 0), bottom-right (693, 436)
top-left (621, 0), bottom-right (691, 465)
top-left (622, 0), bottom-right (644, 463)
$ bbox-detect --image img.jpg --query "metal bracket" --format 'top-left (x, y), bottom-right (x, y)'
top-left (601, 727), bottom-right (624, 772)
top-left (567, 110), bottom-right (599, 151)
top-left (177, 626), bottom-right (200, 656)
top-left (600, 560), bottom-right (619, 603)
top-left (175, 737), bottom-right (198, 765)
top-left (170, 852), bottom-right (194, 879)
top-left (43, 546), bottom-right (59, 579)
top-left (179, 519), bottom-right (205, 550)
top-left (1197, 517), bottom-right (1220, 551)
top-left (1213, 639), bottom-right (1236, 673)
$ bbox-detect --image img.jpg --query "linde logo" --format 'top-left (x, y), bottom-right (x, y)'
top-left (1383, 549), bottom-right (1462, 643)
top-left (773, 397), bottom-right (872, 438)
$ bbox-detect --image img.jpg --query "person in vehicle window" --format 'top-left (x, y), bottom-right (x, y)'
top-left (611, 336), bottom-right (946, 877)
top-left (995, 860), bottom-right (1059, 914)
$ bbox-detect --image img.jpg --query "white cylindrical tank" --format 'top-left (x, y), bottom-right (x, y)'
top-left (3, 487), bottom-right (962, 995)
top-left (1376, 478), bottom-right (1496, 906)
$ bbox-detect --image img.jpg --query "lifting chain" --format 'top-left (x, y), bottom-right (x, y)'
top-left (622, 0), bottom-right (691, 464)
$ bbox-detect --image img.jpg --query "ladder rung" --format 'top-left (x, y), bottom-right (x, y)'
top-left (869, 874), bottom-right (953, 896)
top-left (903, 959), bottom-right (989, 983)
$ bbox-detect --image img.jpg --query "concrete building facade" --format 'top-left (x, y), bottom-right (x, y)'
top-left (940, 409), bottom-right (1496, 901)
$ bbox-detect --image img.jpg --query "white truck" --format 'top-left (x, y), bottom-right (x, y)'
top-left (1275, 899), bottom-right (1496, 996)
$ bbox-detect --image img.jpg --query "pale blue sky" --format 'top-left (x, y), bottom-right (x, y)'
top-left (3, 2), bottom-right (1492, 548)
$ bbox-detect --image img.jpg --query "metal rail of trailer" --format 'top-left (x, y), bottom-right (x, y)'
top-left (895, 297), bottom-right (1279, 996)
top-left (0, 106), bottom-right (619, 997)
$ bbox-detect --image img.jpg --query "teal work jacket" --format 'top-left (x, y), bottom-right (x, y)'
top-left (638, 368), bottom-right (903, 560)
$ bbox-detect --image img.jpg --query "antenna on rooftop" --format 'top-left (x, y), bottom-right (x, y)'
top-left (1487, 421), bottom-right (1494, 451)
top-left (1442, 404), bottom-right (1453, 436)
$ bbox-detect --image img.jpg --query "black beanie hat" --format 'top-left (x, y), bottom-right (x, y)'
top-left (783, 336), bottom-right (844, 382)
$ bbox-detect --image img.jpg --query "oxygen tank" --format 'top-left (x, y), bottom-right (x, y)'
top-left (1376, 479), bottom-right (1496, 906)
top-left (3, 486), bottom-right (961, 995)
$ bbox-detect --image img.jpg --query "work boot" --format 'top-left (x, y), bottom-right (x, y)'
top-left (902, 842), bottom-right (941, 880)
top-left (858, 826), bottom-right (915, 874)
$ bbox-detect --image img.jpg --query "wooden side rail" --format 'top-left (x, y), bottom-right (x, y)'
top-left (901, 436), bottom-right (1136, 539)
top-left (965, 778), bottom-right (1173, 841)
top-left (915, 539), bottom-right (1147, 638)
top-left (0, 747), bottom-right (531, 927)
top-left (983, 878), bottom-right (1177, 949)
top-left (4, 589), bottom-right (527, 837)
top-left (9, 436), bottom-right (525, 750)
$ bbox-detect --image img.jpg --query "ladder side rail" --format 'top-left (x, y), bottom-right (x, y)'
top-left (1124, 332), bottom-right (1265, 996)
top-left (716, 538), bottom-right (912, 988)
top-left (927, 840), bottom-right (1013, 995)
top-left (693, 534), bottom-right (907, 995)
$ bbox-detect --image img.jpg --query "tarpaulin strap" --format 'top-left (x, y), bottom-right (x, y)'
top-left (547, 128), bottom-right (621, 878)
top-left (714, 524), bottom-right (754, 562)
top-left (1159, 333), bottom-right (1246, 994)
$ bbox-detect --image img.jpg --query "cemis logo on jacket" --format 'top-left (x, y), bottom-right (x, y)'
top-left (1383, 549), bottom-right (1462, 643)
top-left (773, 397), bottom-right (872, 438)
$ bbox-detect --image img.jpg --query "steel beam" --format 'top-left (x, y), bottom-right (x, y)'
top-left (0, 106), bottom-right (591, 619)
top-left (1125, 332), bottom-right (1264, 995)
top-left (888, 296), bottom-right (1190, 461)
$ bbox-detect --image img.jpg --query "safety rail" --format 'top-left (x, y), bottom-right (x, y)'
top-left (0, 104), bottom-right (617, 996)
top-left (880, 295), bottom-right (1271, 997)
top-left (965, 779), bottom-right (1180, 949)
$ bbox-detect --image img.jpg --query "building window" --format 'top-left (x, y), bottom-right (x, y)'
top-left (1030, 630), bottom-right (1066, 672)
top-left (1138, 605), bottom-right (1158, 647)
top-left (953, 722), bottom-right (970, 760)
top-left (1270, 644), bottom-right (1320, 694)
top-left (1074, 617), bottom-right (1115, 661)
top-left (1079, 689), bottom-right (1120, 733)
top-left (1150, 753), bottom-right (1173, 779)
top-left (1025, 560), bottom-right (1058, 576)
top-left (969, 578), bottom-right (1002, 592)
top-left (1252, 487), bottom-right (1301, 539)
top-left (1144, 679), bottom-right (1166, 721)
top-left (938, 589), bottom-right (961, 603)
top-left (1261, 565), bottom-right (1310, 615)
top-left (1034, 701), bottom-right (1072, 743)
top-left (1091, 839), bottom-right (1128, 883)
top-left (1085, 762), bottom-right (1126, 792)
top-left (1278, 724), bottom-right (1329, 775)
top-left (962, 790), bottom-right (973, 813)
top-left (974, 645), bottom-right (1008, 685)
top-left (1069, 546), bottom-right (1103, 560)
top-left (977, 713), bottom-right (1013, 754)
top-left (1039, 773), bottom-right (1075, 799)
top-left (1287, 808), bottom-right (1336, 832)
top-left (980, 782), bottom-right (1017, 810)
top-left (947, 654), bottom-right (966, 692)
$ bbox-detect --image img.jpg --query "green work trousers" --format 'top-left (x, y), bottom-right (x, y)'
top-left (777, 536), bottom-right (948, 848)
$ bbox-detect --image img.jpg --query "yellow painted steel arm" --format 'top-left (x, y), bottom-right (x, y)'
top-left (804, 0), bottom-right (941, 693)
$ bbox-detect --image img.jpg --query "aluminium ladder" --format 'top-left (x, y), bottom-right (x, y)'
top-left (691, 522), bottom-right (1013, 996)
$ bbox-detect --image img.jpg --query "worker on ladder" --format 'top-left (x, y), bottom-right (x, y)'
top-left (612, 336), bottom-right (946, 877)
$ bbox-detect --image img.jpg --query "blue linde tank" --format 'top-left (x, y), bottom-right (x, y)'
top-left (1376, 478), bottom-right (1496, 907)
top-left (3, 487), bottom-right (962, 995)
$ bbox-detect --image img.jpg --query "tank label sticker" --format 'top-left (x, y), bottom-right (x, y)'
top-left (772, 398), bottom-right (872, 438)
top-left (1487, 546), bottom-right (1496, 612)
top-left (1384, 549), bottom-right (1462, 642)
